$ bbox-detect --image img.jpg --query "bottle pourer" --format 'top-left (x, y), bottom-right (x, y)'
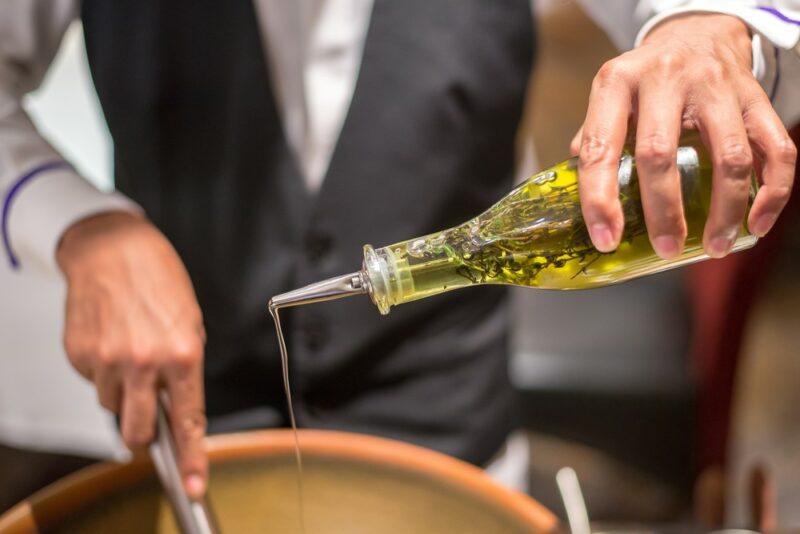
top-left (268, 271), bottom-right (369, 310)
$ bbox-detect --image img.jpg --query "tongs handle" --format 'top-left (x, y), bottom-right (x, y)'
top-left (149, 391), bottom-right (221, 534)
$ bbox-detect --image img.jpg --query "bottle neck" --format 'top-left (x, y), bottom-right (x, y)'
top-left (362, 244), bottom-right (396, 315)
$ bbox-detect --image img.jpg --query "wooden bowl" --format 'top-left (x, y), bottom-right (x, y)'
top-left (0, 430), bottom-right (558, 533)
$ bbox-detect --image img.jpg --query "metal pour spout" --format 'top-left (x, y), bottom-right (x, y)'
top-left (268, 271), bottom-right (369, 310)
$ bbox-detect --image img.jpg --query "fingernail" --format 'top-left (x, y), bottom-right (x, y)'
top-left (751, 213), bottom-right (777, 237)
top-left (707, 230), bottom-right (736, 258)
top-left (653, 235), bottom-right (682, 259)
top-left (590, 223), bottom-right (615, 252)
top-left (186, 475), bottom-right (205, 499)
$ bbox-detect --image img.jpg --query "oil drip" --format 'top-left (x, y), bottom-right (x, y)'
top-left (266, 272), bottom-right (367, 532)
top-left (268, 304), bottom-right (306, 534)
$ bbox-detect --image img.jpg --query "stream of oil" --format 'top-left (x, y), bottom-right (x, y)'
top-left (268, 304), bottom-right (307, 534)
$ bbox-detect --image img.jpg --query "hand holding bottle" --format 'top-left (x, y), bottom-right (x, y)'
top-left (574, 13), bottom-right (796, 259)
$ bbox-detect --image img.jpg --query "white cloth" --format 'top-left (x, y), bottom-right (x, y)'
top-left (0, 0), bottom-right (798, 462)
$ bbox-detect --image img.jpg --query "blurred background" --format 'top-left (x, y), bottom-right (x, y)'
top-left (1, 1), bottom-right (800, 531)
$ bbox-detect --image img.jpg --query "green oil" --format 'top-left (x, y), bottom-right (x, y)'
top-left (366, 141), bottom-right (757, 312)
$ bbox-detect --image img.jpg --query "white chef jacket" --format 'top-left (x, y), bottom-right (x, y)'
top-left (0, 0), bottom-right (799, 465)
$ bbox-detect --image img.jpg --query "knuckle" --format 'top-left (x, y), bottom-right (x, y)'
top-left (95, 344), bottom-right (118, 367)
top-left (178, 412), bottom-right (207, 441)
top-left (771, 184), bottom-right (793, 204)
top-left (169, 335), bottom-right (203, 370)
top-left (129, 347), bottom-right (156, 372)
top-left (579, 136), bottom-right (614, 167)
top-left (703, 61), bottom-right (728, 85)
top-left (656, 52), bottom-right (682, 75)
top-left (716, 142), bottom-right (753, 178)
top-left (130, 350), bottom-right (157, 373)
top-left (595, 59), bottom-right (628, 87)
top-left (773, 135), bottom-right (798, 165)
top-left (636, 135), bottom-right (675, 171)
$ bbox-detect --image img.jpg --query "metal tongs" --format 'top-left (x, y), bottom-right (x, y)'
top-left (150, 392), bottom-right (221, 534)
top-left (557, 467), bottom-right (591, 534)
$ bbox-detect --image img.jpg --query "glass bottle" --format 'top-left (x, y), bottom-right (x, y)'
top-left (269, 135), bottom-right (758, 315)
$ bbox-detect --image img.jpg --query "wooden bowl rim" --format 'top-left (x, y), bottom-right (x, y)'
top-left (0, 429), bottom-right (559, 533)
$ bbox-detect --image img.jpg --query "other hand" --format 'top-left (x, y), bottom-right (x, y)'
top-left (57, 211), bottom-right (208, 499)
top-left (572, 14), bottom-right (796, 259)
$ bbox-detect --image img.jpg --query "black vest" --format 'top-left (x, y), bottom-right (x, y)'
top-left (81, 0), bottom-right (534, 465)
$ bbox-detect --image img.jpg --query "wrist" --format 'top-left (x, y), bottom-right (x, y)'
top-left (56, 211), bottom-right (147, 275)
top-left (643, 13), bottom-right (752, 66)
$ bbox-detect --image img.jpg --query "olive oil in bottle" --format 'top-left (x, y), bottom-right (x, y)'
top-left (269, 135), bottom-right (759, 315)
top-left (361, 136), bottom-right (757, 314)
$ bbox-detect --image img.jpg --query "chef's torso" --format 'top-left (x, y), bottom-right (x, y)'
top-left (80, 0), bottom-right (535, 465)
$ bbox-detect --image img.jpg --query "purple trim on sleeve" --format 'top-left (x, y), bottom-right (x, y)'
top-left (770, 45), bottom-right (781, 102)
top-left (756, 6), bottom-right (800, 25)
top-left (2, 161), bottom-right (73, 269)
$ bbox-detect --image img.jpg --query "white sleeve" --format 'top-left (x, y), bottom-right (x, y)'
top-left (578, 0), bottom-right (800, 127)
top-left (0, 0), bottom-right (140, 274)
top-left (636, 1), bottom-right (800, 49)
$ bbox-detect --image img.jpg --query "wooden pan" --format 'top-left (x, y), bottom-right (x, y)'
top-left (0, 429), bottom-right (558, 533)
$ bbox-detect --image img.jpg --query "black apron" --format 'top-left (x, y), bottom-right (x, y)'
top-left (81, 0), bottom-right (535, 466)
